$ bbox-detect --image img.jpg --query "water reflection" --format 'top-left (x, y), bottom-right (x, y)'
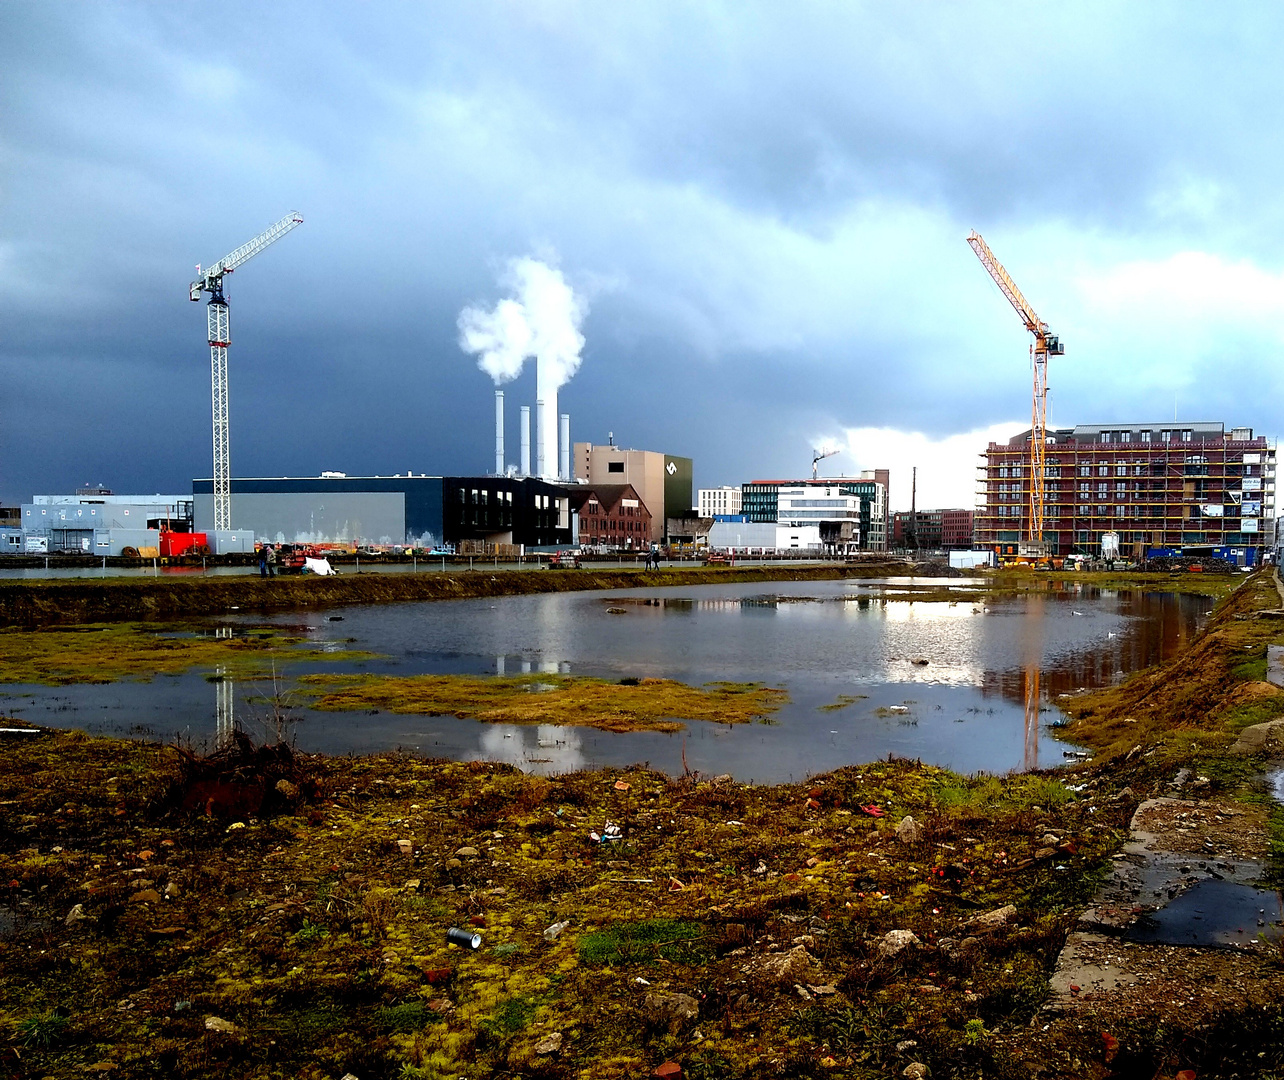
top-left (214, 667), bottom-right (235, 749)
top-left (480, 724), bottom-right (586, 773)
top-left (1021, 595), bottom-right (1045, 771)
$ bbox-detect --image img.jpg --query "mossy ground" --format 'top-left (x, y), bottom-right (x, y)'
top-left (295, 674), bottom-right (787, 733)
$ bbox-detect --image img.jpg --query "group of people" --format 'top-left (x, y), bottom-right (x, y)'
top-left (257, 544), bottom-right (278, 577)
top-left (644, 547), bottom-right (663, 571)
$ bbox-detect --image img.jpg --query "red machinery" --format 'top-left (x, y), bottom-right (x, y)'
top-left (160, 532), bottom-right (209, 557)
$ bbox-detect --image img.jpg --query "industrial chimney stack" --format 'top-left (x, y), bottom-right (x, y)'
top-left (559, 414), bottom-right (570, 480)
top-left (494, 390), bottom-right (505, 475)
top-left (520, 406), bottom-right (531, 476)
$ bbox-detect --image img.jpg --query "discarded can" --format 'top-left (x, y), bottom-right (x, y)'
top-left (446, 927), bottom-right (482, 949)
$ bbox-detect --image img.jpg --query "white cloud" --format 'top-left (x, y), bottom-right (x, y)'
top-left (834, 422), bottom-right (1027, 512)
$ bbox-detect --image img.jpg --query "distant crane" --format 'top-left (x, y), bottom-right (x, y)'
top-left (966, 231), bottom-right (1064, 549)
top-left (190, 213), bottom-right (303, 532)
top-left (811, 446), bottom-right (839, 481)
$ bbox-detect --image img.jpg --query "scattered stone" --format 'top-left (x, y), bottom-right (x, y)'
top-left (204, 1015), bottom-right (238, 1034)
top-left (644, 991), bottom-right (699, 1024)
top-left (455, 846), bottom-right (479, 857)
top-left (164, 882), bottom-right (180, 898)
top-left (445, 857), bottom-right (462, 869)
top-left (85, 1064), bottom-right (117, 1072)
top-left (966, 904), bottom-right (1017, 931)
top-left (404, 878), bottom-right (421, 890)
top-left (807, 983), bottom-right (837, 995)
top-left (896, 1039), bottom-right (919, 1052)
top-left (795, 984), bottom-right (813, 1001)
top-left (903, 1064), bottom-right (928, 1080)
top-left (65, 903), bottom-right (87, 925)
top-left (1035, 846), bottom-right (1057, 859)
top-left (275, 779), bottom-right (299, 799)
top-left (129, 889), bottom-right (162, 904)
top-left (878, 929), bottom-right (920, 957)
top-left (396, 839), bottom-right (413, 856)
top-left (227, 822), bottom-right (246, 831)
top-left (340, 1074), bottom-right (359, 1080)
top-left (543, 920), bottom-right (570, 942)
top-left (820, 1056), bottom-right (839, 1068)
top-left (896, 816), bottom-right (921, 844)
top-left (654, 1062), bottom-right (682, 1079)
top-left (534, 1031), bottom-right (563, 1054)
top-left (748, 944), bottom-right (813, 985)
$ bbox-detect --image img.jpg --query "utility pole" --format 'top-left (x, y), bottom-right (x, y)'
top-left (907, 466), bottom-right (918, 553)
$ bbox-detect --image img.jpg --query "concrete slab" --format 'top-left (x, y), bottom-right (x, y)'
top-left (1267, 644), bottom-right (1284, 688)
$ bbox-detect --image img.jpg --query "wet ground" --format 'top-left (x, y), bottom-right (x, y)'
top-left (1, 578), bottom-right (1210, 781)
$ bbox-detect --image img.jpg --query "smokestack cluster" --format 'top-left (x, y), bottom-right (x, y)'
top-left (458, 257), bottom-right (587, 481)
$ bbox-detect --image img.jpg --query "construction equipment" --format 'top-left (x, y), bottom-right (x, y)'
top-left (811, 447), bottom-right (839, 481)
top-left (966, 231), bottom-right (1064, 555)
top-left (190, 213), bottom-right (304, 531)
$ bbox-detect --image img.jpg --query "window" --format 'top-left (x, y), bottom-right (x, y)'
top-left (1078, 505), bottom-right (1089, 515)
top-left (1078, 465), bottom-right (1091, 476)
top-left (608, 461), bottom-right (624, 473)
top-left (1181, 429), bottom-right (1192, 442)
top-left (1098, 465), bottom-right (1109, 476)
top-left (1141, 430), bottom-right (1152, 443)
top-left (1097, 483), bottom-right (1108, 496)
top-left (1161, 429), bottom-right (1172, 442)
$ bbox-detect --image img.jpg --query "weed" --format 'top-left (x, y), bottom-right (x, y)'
top-left (294, 919), bottom-right (327, 944)
top-left (964, 1018), bottom-right (988, 1045)
top-left (17, 1009), bottom-right (68, 1048)
top-left (376, 1001), bottom-right (434, 1033)
top-left (578, 918), bottom-right (707, 965)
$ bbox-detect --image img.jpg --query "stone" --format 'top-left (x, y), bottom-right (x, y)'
top-left (903, 1064), bottom-right (928, 1080)
top-left (877, 929), bottom-right (920, 958)
top-left (896, 816), bottom-right (921, 844)
top-left (749, 944), bottom-right (813, 985)
top-left (445, 858), bottom-right (462, 869)
top-left (967, 904), bottom-right (1017, 931)
top-left (654, 1062), bottom-right (682, 1079)
top-left (65, 903), bottom-right (87, 925)
top-left (807, 983), bottom-right (837, 995)
top-left (164, 882), bottom-right (180, 898)
top-left (455, 846), bottom-right (479, 857)
top-left (129, 889), bottom-right (162, 904)
top-left (204, 1016), bottom-right (238, 1034)
top-left (820, 1056), bottom-right (839, 1068)
top-left (1035, 846), bottom-right (1057, 859)
top-left (896, 1039), bottom-right (918, 1052)
top-left (404, 878), bottom-right (421, 890)
top-left (543, 920), bottom-right (570, 942)
top-left (396, 839), bottom-right (413, 856)
top-left (644, 991), bottom-right (699, 1024)
top-left (274, 779), bottom-right (299, 799)
top-left (534, 1031), bottom-right (563, 1054)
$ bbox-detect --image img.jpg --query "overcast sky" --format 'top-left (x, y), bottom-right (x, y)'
top-left (4, 3), bottom-right (1284, 511)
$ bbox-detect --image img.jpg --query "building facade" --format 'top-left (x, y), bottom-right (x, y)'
top-left (573, 443), bottom-right (693, 543)
top-left (742, 478), bottom-right (888, 551)
top-left (706, 520), bottom-right (823, 552)
top-left (697, 486), bottom-right (742, 517)
top-left (22, 493), bottom-right (193, 555)
top-left (975, 423), bottom-right (1276, 557)
top-left (891, 509), bottom-right (974, 550)
top-left (568, 484), bottom-right (652, 550)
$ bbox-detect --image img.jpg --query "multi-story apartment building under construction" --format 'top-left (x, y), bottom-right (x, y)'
top-left (976, 422), bottom-right (1275, 559)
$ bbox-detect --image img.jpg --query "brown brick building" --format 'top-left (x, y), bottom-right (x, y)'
top-left (569, 484), bottom-right (652, 550)
top-left (892, 509), bottom-right (974, 550)
top-left (976, 422), bottom-right (1275, 557)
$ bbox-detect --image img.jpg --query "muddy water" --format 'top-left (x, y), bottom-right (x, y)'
top-left (4, 578), bottom-right (1210, 782)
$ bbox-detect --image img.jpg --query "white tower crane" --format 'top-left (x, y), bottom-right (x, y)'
top-left (189, 212), bottom-right (303, 532)
top-left (811, 446), bottom-right (839, 481)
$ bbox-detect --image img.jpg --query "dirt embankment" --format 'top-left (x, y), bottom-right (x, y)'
top-left (0, 564), bottom-right (918, 627)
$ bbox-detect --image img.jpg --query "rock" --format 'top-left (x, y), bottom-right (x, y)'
top-left (275, 779), bottom-right (299, 799)
top-left (967, 904), bottom-right (1017, 931)
top-left (455, 846), bottom-right (479, 857)
top-left (227, 822), bottom-right (245, 831)
top-left (164, 882), bottom-right (180, 898)
top-left (404, 878), bottom-right (421, 890)
top-left (129, 889), bottom-right (162, 904)
top-left (1035, 846), bottom-right (1057, 859)
top-left (896, 1039), bottom-right (918, 1052)
top-left (340, 1074), bottom-right (359, 1080)
top-left (445, 858), bottom-right (462, 869)
top-left (749, 944), bottom-right (813, 985)
top-left (654, 1062), bottom-right (682, 1079)
top-left (903, 1064), bottom-right (928, 1080)
top-left (958, 936), bottom-right (980, 951)
top-left (820, 1056), bottom-right (839, 1068)
top-left (543, 920), bottom-right (570, 942)
top-left (65, 903), bottom-right (87, 925)
top-left (877, 929), bottom-right (920, 958)
top-left (204, 1015), bottom-right (238, 1034)
top-left (807, 983), bottom-right (837, 995)
top-left (644, 991), bottom-right (699, 1024)
top-left (396, 839), bottom-right (413, 856)
top-left (534, 1031), bottom-right (563, 1054)
top-left (896, 816), bottom-right (921, 844)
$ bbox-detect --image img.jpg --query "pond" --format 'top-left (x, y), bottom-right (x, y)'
top-left (4, 578), bottom-right (1211, 782)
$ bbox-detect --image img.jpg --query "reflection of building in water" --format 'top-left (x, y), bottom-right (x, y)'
top-left (480, 724), bottom-right (585, 775)
top-left (214, 667), bottom-right (235, 749)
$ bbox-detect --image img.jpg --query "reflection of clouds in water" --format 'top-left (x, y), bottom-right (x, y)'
top-left (479, 724), bottom-right (585, 775)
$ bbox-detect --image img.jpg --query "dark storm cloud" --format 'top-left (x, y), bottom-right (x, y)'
top-left (2, 2), bottom-right (1283, 503)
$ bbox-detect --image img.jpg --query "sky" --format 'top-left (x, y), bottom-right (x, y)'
top-left (3, 3), bottom-right (1284, 512)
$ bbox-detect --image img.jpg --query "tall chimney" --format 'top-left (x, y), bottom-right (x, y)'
top-left (535, 399), bottom-right (545, 479)
top-left (520, 406), bottom-right (531, 476)
top-left (494, 390), bottom-right (505, 475)
top-left (559, 414), bottom-right (570, 480)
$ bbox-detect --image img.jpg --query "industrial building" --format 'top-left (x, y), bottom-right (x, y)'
top-left (891, 509), bottom-right (975, 550)
top-left (975, 423), bottom-right (1276, 558)
top-left (698, 486), bottom-right (742, 517)
top-left (568, 484), bottom-right (652, 550)
top-left (192, 474), bottom-right (572, 550)
top-left (21, 491), bottom-right (194, 555)
top-left (706, 520), bottom-right (823, 552)
top-left (741, 475), bottom-right (888, 552)
top-left (573, 442), bottom-right (692, 543)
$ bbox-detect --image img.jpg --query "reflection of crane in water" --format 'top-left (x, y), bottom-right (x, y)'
top-left (1021, 594), bottom-right (1046, 770)
top-left (214, 626), bottom-right (235, 749)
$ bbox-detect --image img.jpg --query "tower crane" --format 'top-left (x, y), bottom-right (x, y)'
top-left (812, 446), bottom-right (839, 481)
top-left (190, 213), bottom-right (304, 532)
top-left (966, 231), bottom-right (1064, 551)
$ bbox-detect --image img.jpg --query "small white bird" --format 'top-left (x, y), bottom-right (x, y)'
top-left (1072, 610), bottom-right (1085, 616)
top-left (1107, 631), bottom-right (1117, 639)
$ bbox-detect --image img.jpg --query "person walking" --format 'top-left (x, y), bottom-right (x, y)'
top-left (266, 544), bottom-right (277, 577)
top-left (258, 544), bottom-right (269, 578)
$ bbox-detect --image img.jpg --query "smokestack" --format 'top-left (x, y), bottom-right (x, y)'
top-left (535, 366), bottom-right (558, 480)
top-left (535, 399), bottom-right (546, 478)
top-left (494, 390), bottom-right (505, 475)
top-left (560, 414), bottom-right (570, 480)
top-left (520, 406), bottom-right (530, 476)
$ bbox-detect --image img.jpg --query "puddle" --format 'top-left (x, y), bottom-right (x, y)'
top-left (1124, 877), bottom-right (1284, 949)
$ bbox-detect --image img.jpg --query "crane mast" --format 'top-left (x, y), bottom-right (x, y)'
top-left (811, 447), bottom-right (839, 481)
top-left (190, 213), bottom-right (303, 532)
top-left (966, 231), bottom-right (1064, 548)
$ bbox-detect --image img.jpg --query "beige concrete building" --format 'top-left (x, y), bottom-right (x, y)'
top-left (573, 442), bottom-right (693, 543)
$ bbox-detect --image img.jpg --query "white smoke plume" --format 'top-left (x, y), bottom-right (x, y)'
top-left (458, 257), bottom-right (587, 388)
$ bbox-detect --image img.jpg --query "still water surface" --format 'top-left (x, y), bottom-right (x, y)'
top-left (6, 578), bottom-right (1209, 782)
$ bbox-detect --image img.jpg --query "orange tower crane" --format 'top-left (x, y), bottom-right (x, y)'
top-left (966, 231), bottom-right (1064, 548)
